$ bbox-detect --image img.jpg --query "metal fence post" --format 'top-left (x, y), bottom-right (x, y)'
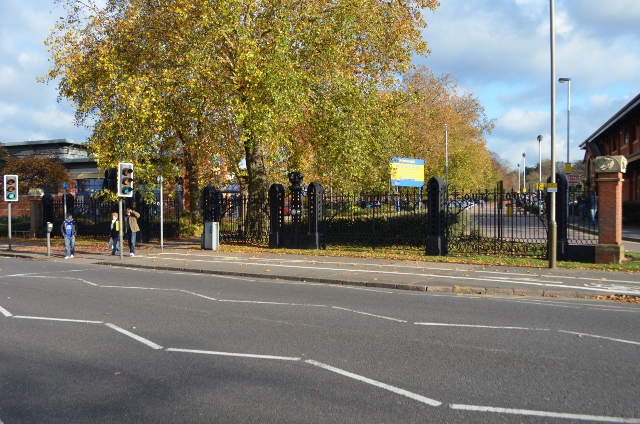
top-left (426, 176), bottom-right (447, 256)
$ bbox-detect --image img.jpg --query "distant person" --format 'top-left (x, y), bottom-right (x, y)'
top-left (578, 194), bottom-right (587, 221)
top-left (589, 191), bottom-right (599, 225)
top-left (60, 213), bottom-right (77, 259)
top-left (125, 208), bottom-right (140, 256)
top-left (109, 212), bottom-right (120, 255)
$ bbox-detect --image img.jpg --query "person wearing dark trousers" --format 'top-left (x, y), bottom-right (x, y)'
top-left (589, 191), bottom-right (599, 225)
top-left (109, 212), bottom-right (120, 255)
top-left (60, 213), bottom-right (77, 259)
top-left (125, 208), bottom-right (140, 256)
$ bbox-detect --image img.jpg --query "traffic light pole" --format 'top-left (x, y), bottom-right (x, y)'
top-left (119, 199), bottom-right (124, 260)
top-left (7, 203), bottom-right (11, 251)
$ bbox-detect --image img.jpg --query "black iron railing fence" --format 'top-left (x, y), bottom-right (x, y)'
top-left (45, 197), bottom-right (181, 241)
top-left (205, 184), bottom-right (597, 259)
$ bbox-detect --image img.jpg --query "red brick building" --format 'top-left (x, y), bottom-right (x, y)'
top-left (580, 93), bottom-right (640, 202)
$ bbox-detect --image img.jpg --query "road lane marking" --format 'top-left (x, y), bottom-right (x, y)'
top-left (166, 348), bottom-right (301, 361)
top-left (449, 404), bottom-right (640, 423)
top-left (332, 306), bottom-right (408, 322)
top-left (305, 359), bottom-right (442, 407)
top-left (219, 299), bottom-right (327, 307)
top-left (104, 323), bottom-right (163, 349)
top-left (13, 316), bottom-right (103, 324)
top-left (415, 322), bottom-right (550, 331)
top-left (0, 305), bottom-right (13, 317)
top-left (558, 330), bottom-right (640, 346)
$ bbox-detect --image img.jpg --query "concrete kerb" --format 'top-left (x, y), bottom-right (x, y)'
top-left (95, 259), bottom-right (608, 300)
top-left (0, 249), bottom-right (621, 300)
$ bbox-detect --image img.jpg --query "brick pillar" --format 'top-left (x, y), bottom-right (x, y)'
top-left (28, 188), bottom-right (45, 238)
top-left (593, 156), bottom-right (627, 264)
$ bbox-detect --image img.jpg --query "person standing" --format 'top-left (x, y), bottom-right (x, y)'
top-left (109, 212), bottom-right (120, 255)
top-left (60, 213), bottom-right (77, 259)
top-left (125, 208), bottom-right (140, 256)
top-left (589, 191), bottom-right (599, 225)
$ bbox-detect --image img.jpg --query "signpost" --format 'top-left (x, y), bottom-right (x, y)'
top-left (390, 158), bottom-right (424, 187)
top-left (567, 174), bottom-right (580, 184)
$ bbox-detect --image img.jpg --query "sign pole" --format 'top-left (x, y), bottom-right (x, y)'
top-left (119, 199), bottom-right (123, 259)
top-left (7, 203), bottom-right (11, 250)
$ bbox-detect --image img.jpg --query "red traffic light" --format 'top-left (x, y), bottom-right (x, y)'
top-left (121, 168), bottom-right (133, 176)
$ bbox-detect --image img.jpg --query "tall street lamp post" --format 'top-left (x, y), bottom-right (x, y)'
top-left (518, 164), bottom-right (521, 192)
top-left (559, 78), bottom-right (571, 172)
top-left (538, 135), bottom-right (543, 213)
top-left (537, 135), bottom-right (543, 183)
top-left (549, 0), bottom-right (558, 268)
top-left (522, 153), bottom-right (526, 192)
top-left (444, 124), bottom-right (449, 188)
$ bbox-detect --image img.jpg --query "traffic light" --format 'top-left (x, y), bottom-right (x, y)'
top-left (4, 175), bottom-right (18, 202)
top-left (103, 168), bottom-right (117, 191)
top-left (118, 162), bottom-right (134, 197)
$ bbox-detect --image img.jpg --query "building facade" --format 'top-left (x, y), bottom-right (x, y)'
top-left (580, 93), bottom-right (640, 202)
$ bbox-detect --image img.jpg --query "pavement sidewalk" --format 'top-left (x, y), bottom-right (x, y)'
top-left (2, 237), bottom-right (639, 300)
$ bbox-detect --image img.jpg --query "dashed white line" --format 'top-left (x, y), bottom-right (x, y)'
top-left (449, 404), bottom-right (640, 423)
top-left (0, 305), bottom-right (13, 317)
top-left (558, 330), bottom-right (640, 346)
top-left (332, 306), bottom-right (408, 322)
top-left (305, 359), bottom-right (442, 407)
top-left (13, 316), bottom-right (103, 324)
top-left (104, 323), bottom-right (163, 349)
top-left (219, 299), bottom-right (327, 307)
top-left (166, 348), bottom-right (301, 361)
top-left (415, 322), bottom-right (550, 331)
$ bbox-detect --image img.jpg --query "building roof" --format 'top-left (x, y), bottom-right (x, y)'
top-left (579, 92), bottom-right (640, 149)
top-left (2, 138), bottom-right (85, 147)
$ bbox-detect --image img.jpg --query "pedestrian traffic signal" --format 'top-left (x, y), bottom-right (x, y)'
top-left (103, 168), bottom-right (117, 191)
top-left (4, 175), bottom-right (18, 202)
top-left (118, 162), bottom-right (134, 197)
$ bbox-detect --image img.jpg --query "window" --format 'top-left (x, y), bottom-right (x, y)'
top-left (612, 134), bottom-right (618, 152)
top-left (624, 127), bottom-right (629, 145)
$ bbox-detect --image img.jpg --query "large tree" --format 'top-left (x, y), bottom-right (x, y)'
top-left (399, 67), bottom-right (495, 190)
top-left (43, 0), bottom-right (439, 211)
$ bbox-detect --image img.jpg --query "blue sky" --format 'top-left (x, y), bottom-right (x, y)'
top-left (1, 0), bottom-right (639, 171)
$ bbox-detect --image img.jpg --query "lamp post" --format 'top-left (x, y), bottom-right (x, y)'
top-left (522, 153), bottom-right (526, 192)
top-left (538, 135), bottom-right (543, 214)
top-left (517, 163), bottom-right (521, 191)
top-left (559, 78), bottom-right (571, 172)
top-left (537, 135), bottom-right (543, 183)
top-left (549, 0), bottom-right (558, 268)
top-left (444, 124), bottom-right (449, 188)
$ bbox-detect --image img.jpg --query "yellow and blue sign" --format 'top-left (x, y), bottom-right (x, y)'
top-left (390, 158), bottom-right (424, 187)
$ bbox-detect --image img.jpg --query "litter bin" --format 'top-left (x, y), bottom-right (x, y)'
top-left (203, 221), bottom-right (219, 250)
top-left (506, 203), bottom-right (513, 217)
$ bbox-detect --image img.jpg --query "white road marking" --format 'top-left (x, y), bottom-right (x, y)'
top-left (558, 330), bottom-right (640, 346)
top-left (0, 305), bottom-right (13, 317)
top-left (13, 316), bottom-right (103, 324)
top-left (449, 404), bottom-right (640, 423)
top-left (332, 306), bottom-right (408, 322)
top-left (218, 299), bottom-right (327, 307)
top-left (305, 359), bottom-right (442, 407)
top-left (104, 323), bottom-right (163, 349)
top-left (139, 256), bottom-right (640, 294)
top-left (415, 322), bottom-right (550, 331)
top-left (178, 290), bottom-right (218, 301)
top-left (166, 348), bottom-right (301, 361)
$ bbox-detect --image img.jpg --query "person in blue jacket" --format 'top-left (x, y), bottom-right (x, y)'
top-left (60, 213), bottom-right (77, 259)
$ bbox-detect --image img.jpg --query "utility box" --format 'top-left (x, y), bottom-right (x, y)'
top-left (203, 221), bottom-right (219, 250)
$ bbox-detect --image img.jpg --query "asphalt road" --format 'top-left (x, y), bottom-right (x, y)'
top-left (1, 257), bottom-right (639, 423)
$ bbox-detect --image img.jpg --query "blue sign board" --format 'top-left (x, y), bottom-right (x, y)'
top-left (390, 158), bottom-right (424, 187)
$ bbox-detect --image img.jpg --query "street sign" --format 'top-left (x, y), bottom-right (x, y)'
top-left (390, 157), bottom-right (424, 187)
top-left (567, 174), bottom-right (580, 184)
top-left (547, 182), bottom-right (558, 193)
